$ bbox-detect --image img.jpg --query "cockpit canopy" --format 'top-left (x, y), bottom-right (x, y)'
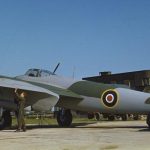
top-left (25, 69), bottom-right (54, 77)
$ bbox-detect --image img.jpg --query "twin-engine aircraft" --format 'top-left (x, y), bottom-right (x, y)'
top-left (0, 68), bottom-right (150, 129)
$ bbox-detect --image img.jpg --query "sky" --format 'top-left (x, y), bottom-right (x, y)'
top-left (0, 0), bottom-right (150, 78)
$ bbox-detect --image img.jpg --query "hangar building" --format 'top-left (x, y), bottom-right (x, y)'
top-left (83, 70), bottom-right (150, 92)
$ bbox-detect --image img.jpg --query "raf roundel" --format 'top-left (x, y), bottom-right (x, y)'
top-left (101, 89), bottom-right (119, 108)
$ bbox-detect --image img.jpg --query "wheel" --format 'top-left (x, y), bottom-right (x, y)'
top-left (121, 114), bottom-right (128, 121)
top-left (108, 115), bottom-right (115, 121)
top-left (87, 113), bottom-right (94, 119)
top-left (95, 113), bottom-right (100, 121)
top-left (146, 113), bottom-right (150, 128)
top-left (0, 110), bottom-right (12, 129)
top-left (57, 109), bottom-right (72, 127)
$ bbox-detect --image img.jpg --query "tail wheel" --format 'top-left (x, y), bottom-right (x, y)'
top-left (0, 110), bottom-right (12, 129)
top-left (57, 109), bottom-right (72, 127)
top-left (146, 113), bottom-right (150, 128)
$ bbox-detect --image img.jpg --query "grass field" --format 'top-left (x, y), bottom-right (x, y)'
top-left (12, 114), bottom-right (146, 127)
top-left (12, 116), bottom-right (97, 126)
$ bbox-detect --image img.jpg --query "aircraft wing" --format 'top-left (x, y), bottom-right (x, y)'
top-left (0, 76), bottom-right (82, 112)
top-left (0, 76), bottom-right (60, 111)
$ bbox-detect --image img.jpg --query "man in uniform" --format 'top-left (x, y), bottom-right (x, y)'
top-left (14, 89), bottom-right (27, 132)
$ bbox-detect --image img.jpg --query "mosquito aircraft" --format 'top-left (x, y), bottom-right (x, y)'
top-left (0, 67), bottom-right (150, 129)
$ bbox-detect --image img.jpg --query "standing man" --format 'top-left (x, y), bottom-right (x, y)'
top-left (14, 89), bottom-right (27, 132)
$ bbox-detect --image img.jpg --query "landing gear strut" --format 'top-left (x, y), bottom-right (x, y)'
top-left (146, 113), bottom-right (150, 128)
top-left (0, 109), bottom-right (12, 129)
top-left (57, 109), bottom-right (72, 127)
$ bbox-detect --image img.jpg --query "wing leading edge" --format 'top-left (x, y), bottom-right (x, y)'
top-left (0, 77), bottom-right (59, 111)
top-left (0, 77), bottom-right (83, 111)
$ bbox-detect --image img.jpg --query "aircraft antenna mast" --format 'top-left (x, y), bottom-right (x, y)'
top-left (53, 63), bottom-right (60, 74)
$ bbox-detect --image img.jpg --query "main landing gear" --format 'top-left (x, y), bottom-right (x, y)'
top-left (57, 109), bottom-right (72, 127)
top-left (0, 108), bottom-right (12, 129)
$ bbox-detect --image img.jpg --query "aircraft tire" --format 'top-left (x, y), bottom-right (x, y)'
top-left (146, 113), bottom-right (150, 128)
top-left (57, 109), bottom-right (72, 127)
top-left (87, 113), bottom-right (94, 119)
top-left (0, 110), bottom-right (12, 130)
